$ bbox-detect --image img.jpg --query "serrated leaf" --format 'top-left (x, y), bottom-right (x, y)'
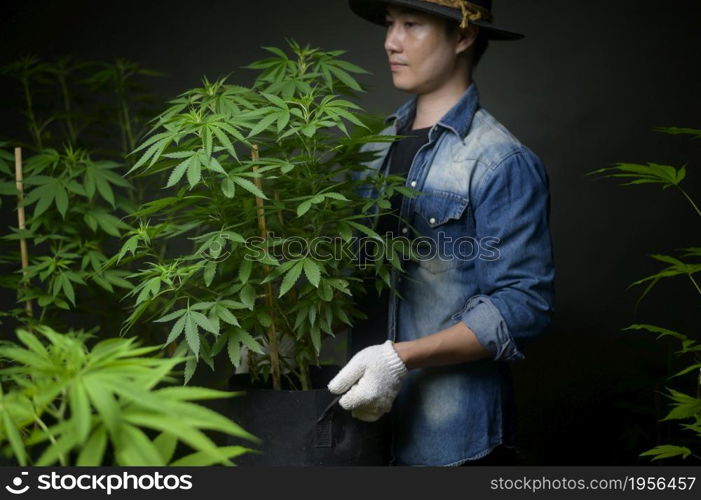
top-left (154, 308), bottom-right (187, 323)
top-left (261, 92), bottom-right (287, 109)
top-left (236, 329), bottom-right (265, 355)
top-left (247, 113), bottom-right (279, 138)
top-left (1, 409), bottom-right (28, 466)
top-left (297, 200), bottom-right (312, 217)
top-left (330, 59), bottom-right (369, 74)
top-left (227, 333), bottom-right (242, 368)
top-left (346, 220), bottom-right (382, 241)
top-left (153, 431), bottom-right (178, 464)
top-left (191, 310), bottom-right (219, 335)
top-left (69, 380), bottom-right (92, 442)
top-left (278, 260), bottom-right (304, 297)
top-left (221, 177), bottom-right (235, 198)
top-left (76, 427), bottom-right (107, 466)
top-left (310, 325), bottom-right (321, 353)
top-left (184, 356), bottom-right (197, 384)
top-left (303, 259), bottom-right (321, 287)
top-left (240, 284), bottom-right (256, 310)
top-left (232, 176), bottom-right (267, 199)
top-left (207, 155), bottom-right (226, 174)
top-left (32, 185), bottom-right (56, 218)
top-left (61, 274), bottom-right (76, 305)
top-left (165, 314), bottom-right (187, 345)
top-left (323, 192), bottom-right (349, 201)
top-left (184, 316), bottom-right (200, 357)
top-left (217, 306), bottom-right (240, 326)
top-left (203, 261), bottom-right (216, 287)
top-left (211, 127), bottom-right (239, 161)
top-left (186, 155), bottom-right (202, 188)
top-left (54, 184), bottom-right (69, 218)
top-left (640, 445), bottom-right (692, 461)
top-left (327, 65), bottom-right (362, 91)
top-left (238, 258), bottom-right (252, 283)
top-left (166, 156), bottom-right (193, 188)
top-left (662, 388), bottom-right (701, 421)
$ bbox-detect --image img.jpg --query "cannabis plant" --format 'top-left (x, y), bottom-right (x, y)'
top-left (588, 126), bottom-right (701, 461)
top-left (120, 40), bottom-right (411, 389)
top-left (0, 324), bottom-right (257, 466)
top-left (0, 57), bottom-right (161, 335)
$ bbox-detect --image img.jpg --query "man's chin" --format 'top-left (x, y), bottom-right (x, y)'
top-left (391, 79), bottom-right (418, 94)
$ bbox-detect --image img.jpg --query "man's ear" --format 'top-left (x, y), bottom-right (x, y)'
top-left (455, 25), bottom-right (479, 56)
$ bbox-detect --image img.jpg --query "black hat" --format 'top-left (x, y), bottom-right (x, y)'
top-left (348, 0), bottom-right (524, 40)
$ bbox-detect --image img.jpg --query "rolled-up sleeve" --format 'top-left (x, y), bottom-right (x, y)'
top-left (459, 149), bottom-right (556, 361)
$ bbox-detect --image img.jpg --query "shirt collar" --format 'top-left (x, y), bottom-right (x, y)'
top-left (385, 81), bottom-right (481, 140)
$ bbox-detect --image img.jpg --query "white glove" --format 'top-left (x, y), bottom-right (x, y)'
top-left (328, 340), bottom-right (408, 422)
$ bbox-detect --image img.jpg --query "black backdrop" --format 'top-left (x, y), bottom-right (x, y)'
top-left (1, 0), bottom-right (700, 465)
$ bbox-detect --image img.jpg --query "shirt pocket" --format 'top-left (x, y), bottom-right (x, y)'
top-left (411, 189), bottom-right (476, 274)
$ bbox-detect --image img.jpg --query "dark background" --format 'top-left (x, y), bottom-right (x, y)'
top-left (1, 0), bottom-right (700, 465)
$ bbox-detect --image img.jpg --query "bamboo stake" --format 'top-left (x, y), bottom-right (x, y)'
top-left (14, 147), bottom-right (33, 317)
top-left (251, 145), bottom-right (281, 390)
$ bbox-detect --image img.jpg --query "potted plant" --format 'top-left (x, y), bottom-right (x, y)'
top-left (119, 39), bottom-right (413, 464)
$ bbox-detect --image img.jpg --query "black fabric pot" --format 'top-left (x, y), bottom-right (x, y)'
top-left (227, 365), bottom-right (391, 466)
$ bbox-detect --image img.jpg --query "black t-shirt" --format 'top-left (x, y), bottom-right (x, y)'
top-left (350, 124), bottom-right (432, 356)
top-left (374, 124), bottom-right (432, 239)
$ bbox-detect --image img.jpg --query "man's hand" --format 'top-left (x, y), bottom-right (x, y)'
top-left (327, 340), bottom-right (408, 422)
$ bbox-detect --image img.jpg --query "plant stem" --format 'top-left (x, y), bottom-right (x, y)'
top-left (251, 144), bottom-right (282, 390)
top-left (21, 76), bottom-right (43, 149)
top-left (116, 83), bottom-right (139, 205)
top-left (14, 148), bottom-right (33, 318)
top-left (57, 73), bottom-right (77, 146)
top-left (119, 92), bottom-right (136, 155)
top-left (676, 186), bottom-right (701, 218)
top-left (33, 413), bottom-right (66, 466)
top-left (299, 359), bottom-right (311, 391)
top-left (688, 274), bottom-right (701, 297)
top-left (271, 289), bottom-right (311, 390)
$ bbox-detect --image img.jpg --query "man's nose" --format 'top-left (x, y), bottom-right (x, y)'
top-left (384, 25), bottom-right (402, 54)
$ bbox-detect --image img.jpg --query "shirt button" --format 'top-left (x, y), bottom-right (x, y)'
top-left (410, 181), bottom-right (417, 188)
top-left (401, 227), bottom-right (408, 234)
top-left (429, 217), bottom-right (436, 224)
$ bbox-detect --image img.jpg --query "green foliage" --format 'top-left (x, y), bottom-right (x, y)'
top-left (0, 325), bottom-right (257, 466)
top-left (0, 146), bottom-right (134, 312)
top-left (0, 56), bottom-right (162, 333)
top-left (625, 254), bottom-right (701, 311)
top-left (0, 57), bottom-right (256, 466)
top-left (590, 127), bottom-right (701, 461)
top-left (120, 39), bottom-right (413, 389)
top-left (656, 127), bottom-right (701, 140)
top-left (587, 162), bottom-right (688, 189)
top-left (639, 445), bottom-right (692, 461)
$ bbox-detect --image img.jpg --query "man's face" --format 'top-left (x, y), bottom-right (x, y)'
top-left (384, 6), bottom-right (464, 94)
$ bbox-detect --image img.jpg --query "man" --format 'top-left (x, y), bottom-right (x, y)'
top-left (328, 0), bottom-right (556, 466)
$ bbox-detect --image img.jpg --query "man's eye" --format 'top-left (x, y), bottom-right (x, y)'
top-left (384, 20), bottom-right (417, 28)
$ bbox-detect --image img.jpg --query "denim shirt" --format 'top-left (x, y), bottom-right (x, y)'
top-left (354, 82), bottom-right (556, 466)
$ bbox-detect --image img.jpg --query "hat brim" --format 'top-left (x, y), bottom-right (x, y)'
top-left (348, 0), bottom-right (524, 40)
